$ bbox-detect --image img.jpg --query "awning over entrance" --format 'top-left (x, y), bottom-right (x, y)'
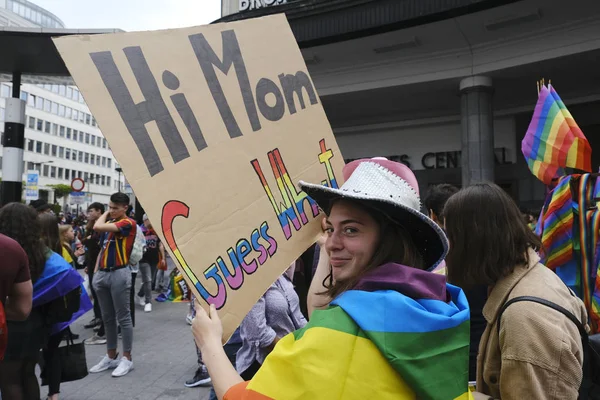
top-left (215, 0), bottom-right (521, 47)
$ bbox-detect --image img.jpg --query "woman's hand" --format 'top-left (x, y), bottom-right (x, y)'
top-left (192, 300), bottom-right (224, 351)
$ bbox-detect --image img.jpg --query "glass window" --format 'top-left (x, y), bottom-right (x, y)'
top-left (84, 153), bottom-right (89, 163)
top-left (84, 172), bottom-right (88, 181)
top-left (79, 112), bottom-right (84, 123)
top-left (36, 119), bottom-right (43, 131)
top-left (27, 140), bottom-right (34, 151)
top-left (95, 175), bottom-right (100, 184)
top-left (44, 84), bottom-right (51, 91)
top-left (67, 87), bottom-right (73, 98)
top-left (28, 117), bottom-right (35, 129)
top-left (35, 96), bottom-right (43, 109)
top-left (66, 128), bottom-right (71, 139)
top-left (66, 107), bottom-right (72, 119)
top-left (59, 126), bottom-right (65, 137)
top-left (107, 177), bottom-right (111, 186)
top-left (36, 141), bottom-right (42, 153)
top-left (44, 143), bottom-right (50, 155)
top-left (71, 150), bottom-right (76, 161)
top-left (85, 114), bottom-right (91, 125)
top-left (51, 145), bottom-right (57, 157)
top-left (59, 147), bottom-right (64, 158)
top-left (44, 121), bottom-right (51, 133)
top-left (77, 171), bottom-right (82, 178)
top-left (90, 154), bottom-right (95, 165)
top-left (96, 156), bottom-right (101, 166)
top-left (1, 84), bottom-right (10, 98)
top-left (27, 161), bottom-right (34, 170)
top-left (102, 139), bottom-right (107, 149)
top-left (51, 85), bottom-right (58, 93)
top-left (78, 152), bottom-right (83, 162)
top-left (50, 166), bottom-right (56, 178)
top-left (52, 123), bottom-right (58, 135)
top-left (58, 104), bottom-right (65, 117)
top-left (44, 99), bottom-right (51, 113)
top-left (102, 157), bottom-right (106, 167)
top-left (79, 92), bottom-right (85, 104)
top-left (65, 169), bottom-right (70, 180)
top-left (51, 101), bottom-right (58, 115)
top-left (92, 118), bottom-right (96, 127)
top-left (65, 149), bottom-right (70, 160)
top-left (85, 133), bottom-right (90, 144)
top-left (72, 129), bottom-right (78, 141)
top-left (107, 159), bottom-right (112, 168)
top-left (20, 91), bottom-right (28, 102)
top-left (59, 85), bottom-right (66, 96)
top-left (43, 164), bottom-right (49, 177)
top-left (91, 136), bottom-right (96, 146)
top-left (72, 110), bottom-right (78, 121)
top-left (58, 167), bottom-right (63, 179)
top-left (101, 175), bottom-right (106, 185)
top-left (79, 131), bottom-right (84, 142)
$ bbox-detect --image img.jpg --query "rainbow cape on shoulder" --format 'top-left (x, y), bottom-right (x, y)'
top-left (33, 251), bottom-right (92, 334)
top-left (225, 263), bottom-right (471, 400)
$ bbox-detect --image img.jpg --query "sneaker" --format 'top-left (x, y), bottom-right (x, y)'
top-left (184, 366), bottom-right (211, 388)
top-left (111, 357), bottom-right (134, 377)
top-left (186, 314), bottom-right (193, 326)
top-left (89, 354), bottom-right (120, 373)
top-left (84, 334), bottom-right (107, 345)
top-left (138, 296), bottom-right (146, 307)
top-left (144, 303), bottom-right (152, 313)
top-left (84, 318), bottom-right (101, 329)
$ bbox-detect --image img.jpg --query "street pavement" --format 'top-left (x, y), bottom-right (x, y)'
top-left (39, 270), bottom-right (212, 400)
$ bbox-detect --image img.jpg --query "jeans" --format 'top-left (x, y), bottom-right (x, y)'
top-left (208, 341), bottom-right (242, 400)
top-left (87, 266), bottom-right (102, 320)
top-left (93, 268), bottom-right (133, 353)
top-left (42, 328), bottom-right (70, 396)
top-left (137, 262), bottom-right (153, 303)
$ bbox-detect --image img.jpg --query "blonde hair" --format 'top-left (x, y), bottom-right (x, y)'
top-left (58, 224), bottom-right (72, 246)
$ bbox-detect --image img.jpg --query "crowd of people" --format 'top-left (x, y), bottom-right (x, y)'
top-left (0, 156), bottom-right (596, 399)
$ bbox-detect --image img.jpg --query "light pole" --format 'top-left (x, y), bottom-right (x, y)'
top-left (115, 167), bottom-right (122, 192)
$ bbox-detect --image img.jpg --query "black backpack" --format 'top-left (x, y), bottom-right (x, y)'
top-left (44, 286), bottom-right (81, 325)
top-left (499, 296), bottom-right (600, 400)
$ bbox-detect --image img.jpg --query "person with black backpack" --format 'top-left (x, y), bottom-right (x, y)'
top-left (39, 213), bottom-right (91, 400)
top-left (0, 204), bottom-right (90, 400)
top-left (444, 183), bottom-right (589, 400)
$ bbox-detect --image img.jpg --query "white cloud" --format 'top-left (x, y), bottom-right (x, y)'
top-left (32, 0), bottom-right (222, 31)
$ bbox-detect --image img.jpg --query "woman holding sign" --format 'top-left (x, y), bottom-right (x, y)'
top-left (192, 158), bottom-right (472, 400)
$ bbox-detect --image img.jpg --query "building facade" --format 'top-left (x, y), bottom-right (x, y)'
top-left (0, 0), bottom-right (124, 211)
top-left (218, 0), bottom-right (600, 210)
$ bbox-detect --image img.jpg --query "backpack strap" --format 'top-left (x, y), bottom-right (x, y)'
top-left (498, 296), bottom-right (588, 340)
top-left (497, 295), bottom-right (592, 396)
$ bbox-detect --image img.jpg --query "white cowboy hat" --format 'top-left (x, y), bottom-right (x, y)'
top-left (299, 158), bottom-right (448, 270)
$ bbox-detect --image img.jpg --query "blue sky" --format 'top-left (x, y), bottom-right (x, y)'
top-left (33, 0), bottom-right (222, 31)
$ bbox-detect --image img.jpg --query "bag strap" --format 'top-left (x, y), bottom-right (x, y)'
top-left (497, 296), bottom-right (588, 340)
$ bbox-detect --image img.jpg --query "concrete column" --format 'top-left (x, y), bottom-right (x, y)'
top-left (1, 72), bottom-right (26, 205)
top-left (460, 76), bottom-right (494, 186)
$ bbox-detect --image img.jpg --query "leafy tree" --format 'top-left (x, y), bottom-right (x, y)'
top-left (48, 184), bottom-right (72, 200)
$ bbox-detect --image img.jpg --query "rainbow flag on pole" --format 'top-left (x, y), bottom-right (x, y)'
top-left (224, 264), bottom-right (472, 400)
top-left (522, 84), bottom-right (591, 185)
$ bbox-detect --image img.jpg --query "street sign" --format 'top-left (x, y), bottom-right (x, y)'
top-left (71, 177), bottom-right (85, 192)
top-left (25, 170), bottom-right (39, 201)
top-left (70, 191), bottom-right (85, 204)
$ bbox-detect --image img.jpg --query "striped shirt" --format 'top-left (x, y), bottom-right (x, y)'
top-left (98, 217), bottom-right (136, 270)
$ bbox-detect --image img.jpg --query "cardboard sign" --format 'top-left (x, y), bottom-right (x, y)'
top-left (53, 14), bottom-right (344, 340)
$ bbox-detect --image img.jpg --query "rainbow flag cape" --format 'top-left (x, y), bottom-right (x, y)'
top-left (522, 84), bottom-right (591, 184)
top-left (225, 263), bottom-right (471, 400)
top-left (33, 251), bottom-right (93, 335)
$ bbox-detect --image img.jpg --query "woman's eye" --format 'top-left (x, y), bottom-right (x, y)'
top-left (344, 227), bottom-right (358, 234)
top-left (325, 227), bottom-right (334, 234)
